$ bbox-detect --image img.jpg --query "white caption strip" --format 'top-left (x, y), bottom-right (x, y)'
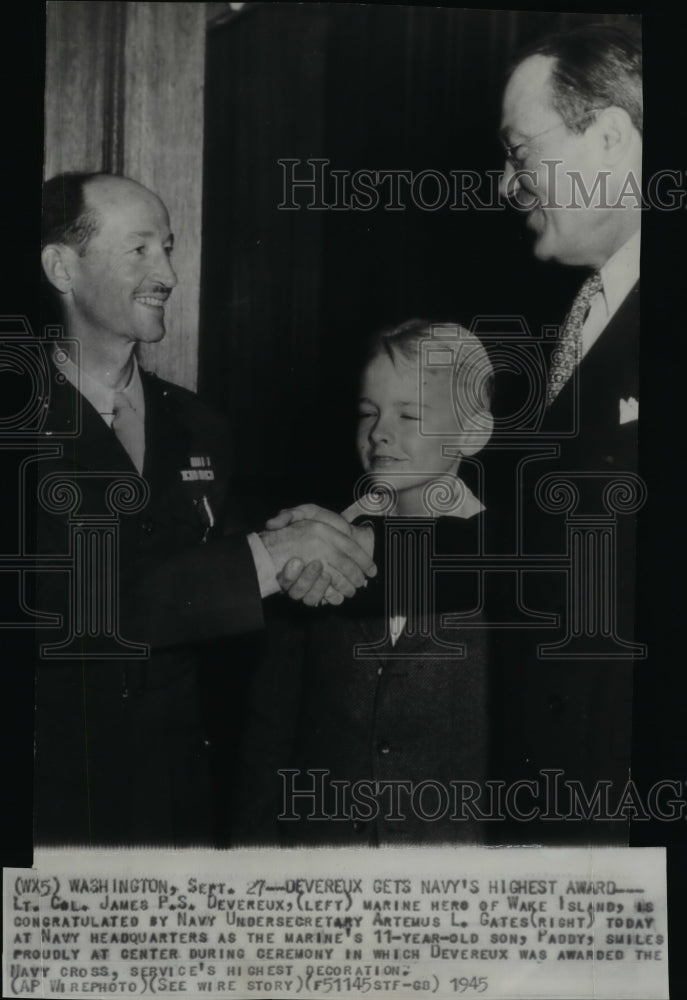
top-left (3, 847), bottom-right (668, 999)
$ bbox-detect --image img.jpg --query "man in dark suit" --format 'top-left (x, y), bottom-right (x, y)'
top-left (35, 171), bottom-right (376, 845)
top-left (490, 22), bottom-right (642, 842)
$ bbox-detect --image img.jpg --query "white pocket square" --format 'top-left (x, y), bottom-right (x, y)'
top-left (619, 396), bottom-right (639, 424)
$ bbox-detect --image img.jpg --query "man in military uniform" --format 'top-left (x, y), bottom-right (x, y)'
top-left (36, 172), bottom-right (376, 845)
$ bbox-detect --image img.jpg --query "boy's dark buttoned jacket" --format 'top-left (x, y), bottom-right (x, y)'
top-left (235, 514), bottom-right (489, 846)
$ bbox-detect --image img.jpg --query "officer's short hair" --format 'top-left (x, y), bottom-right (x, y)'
top-left (42, 172), bottom-right (105, 255)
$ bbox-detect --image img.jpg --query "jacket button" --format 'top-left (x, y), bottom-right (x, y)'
top-left (378, 743), bottom-right (391, 755)
top-left (141, 518), bottom-right (154, 535)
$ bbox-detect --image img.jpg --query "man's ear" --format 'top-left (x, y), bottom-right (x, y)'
top-left (594, 106), bottom-right (637, 165)
top-left (457, 409), bottom-right (494, 457)
top-left (41, 244), bottom-right (76, 295)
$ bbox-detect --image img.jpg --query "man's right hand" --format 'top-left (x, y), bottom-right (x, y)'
top-left (259, 517), bottom-right (376, 606)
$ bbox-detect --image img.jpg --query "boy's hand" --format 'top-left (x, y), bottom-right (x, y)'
top-left (277, 557), bottom-right (344, 606)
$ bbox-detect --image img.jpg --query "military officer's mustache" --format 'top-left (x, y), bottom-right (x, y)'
top-left (134, 282), bottom-right (172, 300)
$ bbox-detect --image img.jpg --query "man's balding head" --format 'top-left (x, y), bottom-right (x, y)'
top-left (41, 173), bottom-right (177, 346)
top-left (42, 172), bottom-right (104, 256)
top-left (42, 172), bottom-right (166, 256)
top-left (499, 22), bottom-right (643, 268)
top-left (508, 22), bottom-right (642, 139)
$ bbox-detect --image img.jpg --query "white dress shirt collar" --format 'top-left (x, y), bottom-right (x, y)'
top-left (600, 227), bottom-right (641, 319)
top-left (54, 348), bottom-right (145, 428)
top-left (581, 228), bottom-right (640, 358)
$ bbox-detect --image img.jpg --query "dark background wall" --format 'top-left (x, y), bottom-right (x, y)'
top-left (199, 5), bottom-right (640, 518)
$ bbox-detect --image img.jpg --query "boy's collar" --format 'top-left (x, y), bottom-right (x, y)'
top-left (341, 477), bottom-right (484, 521)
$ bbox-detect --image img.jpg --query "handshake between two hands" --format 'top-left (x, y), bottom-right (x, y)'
top-left (259, 504), bottom-right (376, 607)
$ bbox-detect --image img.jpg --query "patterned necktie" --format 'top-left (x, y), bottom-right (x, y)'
top-left (112, 392), bottom-right (145, 473)
top-left (546, 271), bottom-right (603, 407)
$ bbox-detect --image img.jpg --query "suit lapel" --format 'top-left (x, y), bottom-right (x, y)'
top-left (45, 373), bottom-right (134, 473)
top-left (47, 367), bottom-right (205, 485)
top-left (578, 282), bottom-right (639, 395)
top-left (544, 281), bottom-right (639, 429)
top-left (140, 370), bottom-right (211, 495)
top-left (140, 371), bottom-right (184, 486)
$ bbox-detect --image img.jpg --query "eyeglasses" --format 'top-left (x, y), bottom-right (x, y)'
top-left (501, 109), bottom-right (605, 168)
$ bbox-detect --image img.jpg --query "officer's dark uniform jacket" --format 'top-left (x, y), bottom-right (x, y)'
top-left (32, 364), bottom-right (264, 845)
top-left (234, 513), bottom-right (489, 847)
